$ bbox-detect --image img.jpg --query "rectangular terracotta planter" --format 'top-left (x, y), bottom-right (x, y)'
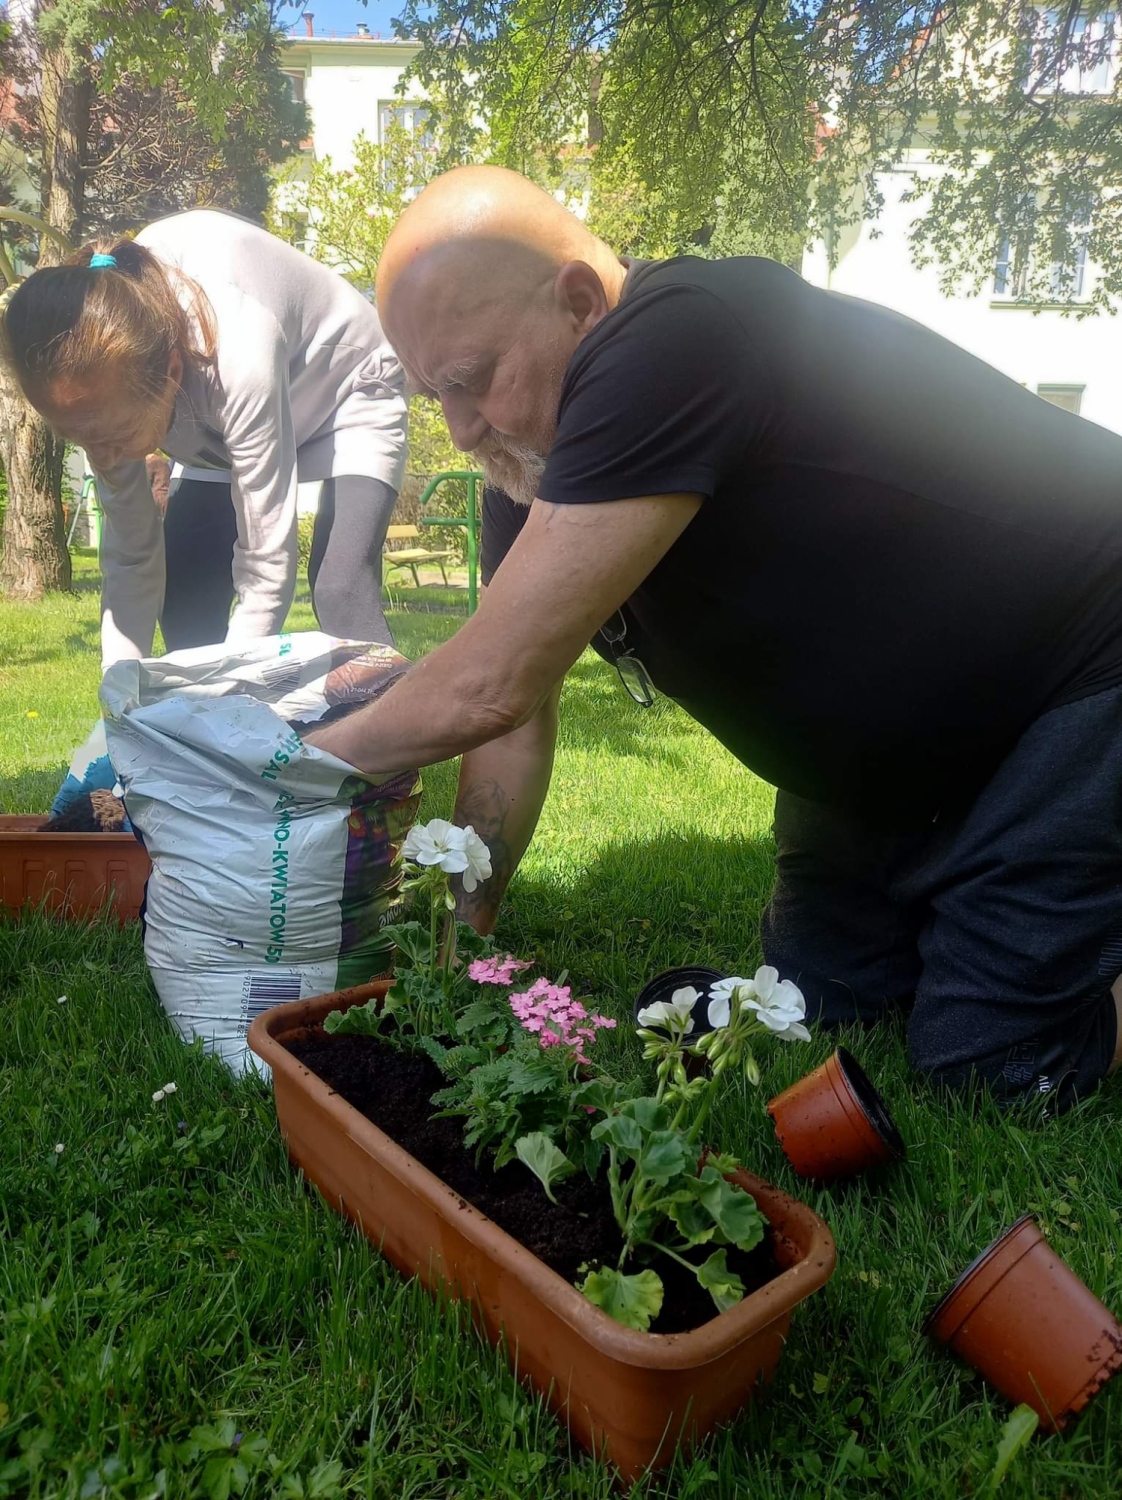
top-left (249, 982), bottom-right (837, 1480)
top-left (0, 814), bottom-right (150, 921)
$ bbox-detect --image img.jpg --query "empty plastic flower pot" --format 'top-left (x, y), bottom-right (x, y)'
top-left (633, 966), bottom-right (727, 1038)
top-left (925, 1215), bottom-right (1122, 1430)
top-left (766, 1047), bottom-right (905, 1181)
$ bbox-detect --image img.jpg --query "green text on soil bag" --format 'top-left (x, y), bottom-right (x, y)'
top-left (265, 789), bottom-right (295, 963)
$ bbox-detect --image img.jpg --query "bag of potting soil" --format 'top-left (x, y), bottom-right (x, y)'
top-left (100, 633), bottom-right (421, 1077)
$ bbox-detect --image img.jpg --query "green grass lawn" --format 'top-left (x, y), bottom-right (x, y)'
top-left (2, 559), bottom-right (1120, 1499)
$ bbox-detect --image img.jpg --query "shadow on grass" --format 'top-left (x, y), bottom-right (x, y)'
top-left (500, 829), bottom-right (779, 993)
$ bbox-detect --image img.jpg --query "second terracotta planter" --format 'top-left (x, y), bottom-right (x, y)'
top-left (926, 1215), bottom-right (1122, 1431)
top-left (249, 982), bottom-right (837, 1480)
top-left (766, 1047), bottom-right (906, 1181)
top-left (0, 814), bottom-right (150, 921)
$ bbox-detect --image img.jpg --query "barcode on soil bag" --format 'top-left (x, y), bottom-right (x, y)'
top-left (257, 660), bottom-right (304, 695)
top-left (244, 973), bottom-right (302, 1019)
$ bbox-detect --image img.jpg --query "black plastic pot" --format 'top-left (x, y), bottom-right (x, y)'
top-left (633, 966), bottom-right (727, 1039)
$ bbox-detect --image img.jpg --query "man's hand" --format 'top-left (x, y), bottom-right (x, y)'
top-left (307, 490), bottom-right (701, 776)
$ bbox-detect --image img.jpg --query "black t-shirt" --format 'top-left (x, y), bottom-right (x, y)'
top-left (481, 256), bottom-right (1122, 820)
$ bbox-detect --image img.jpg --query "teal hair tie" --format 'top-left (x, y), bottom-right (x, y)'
top-left (89, 253), bottom-right (117, 269)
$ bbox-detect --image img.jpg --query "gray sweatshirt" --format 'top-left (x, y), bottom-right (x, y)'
top-left (94, 210), bottom-right (408, 669)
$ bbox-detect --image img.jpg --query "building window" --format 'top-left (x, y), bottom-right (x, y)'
top-left (993, 237), bottom-right (1027, 298)
top-left (276, 210), bottom-right (310, 253)
top-left (379, 101), bottom-right (433, 149)
top-left (1037, 384), bottom-right (1084, 414)
top-left (1029, 10), bottom-right (1119, 94)
top-left (993, 199), bottom-right (1091, 304)
top-left (283, 71), bottom-right (306, 105)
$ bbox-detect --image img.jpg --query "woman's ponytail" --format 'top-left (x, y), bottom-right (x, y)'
top-left (0, 232), bottom-right (216, 401)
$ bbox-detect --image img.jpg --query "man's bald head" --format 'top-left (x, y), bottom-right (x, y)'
top-left (376, 165), bottom-right (612, 314)
top-left (377, 166), bottom-right (626, 506)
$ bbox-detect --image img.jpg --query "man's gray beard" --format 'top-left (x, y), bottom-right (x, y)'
top-left (476, 435), bottom-right (547, 508)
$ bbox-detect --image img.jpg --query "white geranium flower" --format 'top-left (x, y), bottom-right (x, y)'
top-left (707, 969), bottom-right (811, 1040)
top-left (707, 976), bottom-right (752, 1030)
top-left (457, 825), bottom-right (493, 893)
top-left (54, 1142), bottom-right (65, 1154)
top-left (56, 995), bottom-right (68, 1005)
top-left (637, 986), bottom-right (699, 1033)
top-left (152, 1089), bottom-right (166, 1104)
top-left (401, 818), bottom-right (470, 875)
top-left (740, 965), bottom-right (811, 1042)
top-left (162, 1082), bottom-right (177, 1095)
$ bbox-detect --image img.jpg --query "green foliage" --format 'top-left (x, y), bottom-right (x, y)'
top-left (514, 1131), bottom-right (578, 1203)
top-left (578, 1266), bottom-right (664, 1332)
top-left (398, 1), bottom-right (1122, 308)
top-left (987, 1406), bottom-right (1040, 1492)
top-left (695, 1247), bottom-right (747, 1313)
top-left (325, 918), bottom-right (495, 1045)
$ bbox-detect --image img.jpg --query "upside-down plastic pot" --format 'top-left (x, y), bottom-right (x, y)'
top-left (249, 981), bottom-right (837, 1481)
top-left (633, 966), bottom-right (727, 1038)
top-left (766, 1047), bottom-right (905, 1181)
top-left (925, 1214), bottom-right (1122, 1430)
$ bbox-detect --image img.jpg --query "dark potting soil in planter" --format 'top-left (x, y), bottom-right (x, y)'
top-left (286, 1030), bottom-right (779, 1335)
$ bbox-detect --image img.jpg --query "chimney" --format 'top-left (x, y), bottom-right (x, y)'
top-left (355, 21), bottom-right (370, 35)
top-left (303, 12), bottom-right (314, 36)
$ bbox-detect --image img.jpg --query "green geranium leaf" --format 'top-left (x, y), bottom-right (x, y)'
top-left (696, 1249), bottom-right (746, 1313)
top-left (382, 921), bottom-right (433, 967)
top-left (571, 1078), bottom-right (619, 1114)
top-left (667, 1192), bottom-right (718, 1244)
top-left (323, 997), bottom-right (383, 1036)
top-left (637, 1128), bottom-right (693, 1185)
top-left (579, 1266), bottom-right (664, 1331)
top-left (515, 1133), bottom-right (576, 1204)
top-left (697, 1171), bottom-right (767, 1251)
top-left (581, 1133), bottom-right (606, 1180)
top-left (622, 1097), bottom-right (670, 1132)
top-left (592, 1113), bottom-right (644, 1155)
top-left (452, 921), bottom-right (493, 960)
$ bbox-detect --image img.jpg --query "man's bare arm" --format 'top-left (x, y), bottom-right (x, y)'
top-left (451, 681), bottom-right (561, 934)
top-left (310, 492), bottom-right (701, 775)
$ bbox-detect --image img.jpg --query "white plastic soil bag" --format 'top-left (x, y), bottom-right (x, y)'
top-left (100, 633), bottom-right (420, 1076)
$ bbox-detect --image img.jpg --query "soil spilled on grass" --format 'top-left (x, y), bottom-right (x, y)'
top-left (287, 1030), bottom-right (779, 1335)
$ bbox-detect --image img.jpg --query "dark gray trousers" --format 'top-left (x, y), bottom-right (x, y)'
top-left (761, 685), bottom-right (1122, 1112)
top-left (161, 475), bottom-right (398, 650)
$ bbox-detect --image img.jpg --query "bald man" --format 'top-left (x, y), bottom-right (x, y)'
top-left (314, 164), bottom-right (1122, 1112)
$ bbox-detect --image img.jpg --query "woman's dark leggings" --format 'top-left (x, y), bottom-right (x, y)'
top-left (160, 475), bottom-right (398, 650)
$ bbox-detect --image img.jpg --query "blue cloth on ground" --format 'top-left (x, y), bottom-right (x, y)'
top-left (51, 721), bottom-right (132, 830)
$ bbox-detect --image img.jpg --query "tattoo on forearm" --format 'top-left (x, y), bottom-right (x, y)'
top-left (452, 778), bottom-right (513, 925)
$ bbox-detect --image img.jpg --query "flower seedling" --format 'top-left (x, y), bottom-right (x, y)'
top-left (572, 968), bottom-right (812, 1330)
top-left (324, 820), bottom-right (813, 1334)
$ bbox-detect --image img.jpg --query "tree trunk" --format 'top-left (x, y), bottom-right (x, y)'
top-left (0, 371), bottom-right (69, 597)
top-left (0, 34), bottom-right (89, 598)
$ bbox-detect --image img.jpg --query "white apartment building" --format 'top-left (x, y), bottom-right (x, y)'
top-left (280, 18), bottom-right (1121, 441)
top-left (803, 14), bottom-right (1121, 435)
top-left (802, 158), bottom-right (1121, 436)
top-left (279, 18), bottom-right (424, 177)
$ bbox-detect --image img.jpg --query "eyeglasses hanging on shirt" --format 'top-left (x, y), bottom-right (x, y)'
top-left (598, 610), bottom-right (656, 708)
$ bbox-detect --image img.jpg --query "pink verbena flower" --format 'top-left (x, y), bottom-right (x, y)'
top-left (507, 980), bottom-right (618, 1065)
top-left (469, 954), bottom-right (536, 986)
